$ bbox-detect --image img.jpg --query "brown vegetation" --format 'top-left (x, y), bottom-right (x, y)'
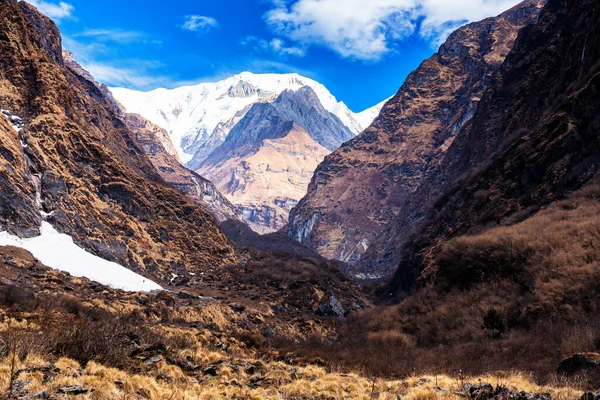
top-left (289, 181), bottom-right (600, 390)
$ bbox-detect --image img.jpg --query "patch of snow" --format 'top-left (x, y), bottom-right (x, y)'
top-left (170, 273), bottom-right (178, 284)
top-left (1, 109), bottom-right (24, 134)
top-left (110, 72), bottom-right (386, 163)
top-left (354, 97), bottom-right (392, 131)
top-left (0, 222), bottom-right (162, 292)
top-left (354, 272), bottom-right (386, 281)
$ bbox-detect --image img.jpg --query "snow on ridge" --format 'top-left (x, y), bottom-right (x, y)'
top-left (355, 96), bottom-right (392, 131)
top-left (110, 72), bottom-right (384, 163)
top-left (0, 222), bottom-right (163, 293)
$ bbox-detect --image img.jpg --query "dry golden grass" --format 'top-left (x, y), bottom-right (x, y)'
top-left (287, 183), bottom-right (600, 386)
top-left (0, 350), bottom-right (583, 400)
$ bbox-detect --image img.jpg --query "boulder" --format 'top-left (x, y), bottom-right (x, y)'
top-left (315, 294), bottom-right (345, 318)
top-left (58, 386), bottom-right (89, 395)
top-left (144, 355), bottom-right (163, 366)
top-left (229, 303), bottom-right (246, 312)
top-left (580, 390), bottom-right (600, 400)
top-left (177, 291), bottom-right (194, 299)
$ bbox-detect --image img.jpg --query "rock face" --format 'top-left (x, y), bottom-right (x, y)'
top-left (0, 0), bottom-right (235, 282)
top-left (198, 87), bottom-right (352, 233)
top-left (388, 0), bottom-right (600, 294)
top-left (112, 74), bottom-right (385, 233)
top-left (61, 52), bottom-right (241, 223)
top-left (287, 0), bottom-right (545, 272)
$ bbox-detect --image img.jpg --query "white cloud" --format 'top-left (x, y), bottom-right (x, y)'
top-left (24, 0), bottom-right (74, 20)
top-left (242, 36), bottom-right (306, 58)
top-left (265, 0), bottom-right (522, 61)
top-left (73, 29), bottom-right (163, 46)
top-left (181, 15), bottom-right (219, 33)
top-left (74, 29), bottom-right (145, 43)
top-left (62, 36), bottom-right (173, 91)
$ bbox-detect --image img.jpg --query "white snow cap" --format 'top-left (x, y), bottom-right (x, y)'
top-left (111, 72), bottom-right (386, 163)
top-left (0, 222), bottom-right (163, 292)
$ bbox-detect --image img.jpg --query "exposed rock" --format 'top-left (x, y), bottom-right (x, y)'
top-left (315, 295), bottom-right (345, 319)
top-left (198, 87), bottom-right (351, 233)
top-left (0, 0), bottom-right (236, 283)
top-left (287, 0), bottom-right (546, 274)
top-left (227, 80), bottom-right (259, 98)
top-left (229, 303), bottom-right (246, 313)
top-left (62, 52), bottom-right (241, 223)
top-left (58, 386), bottom-right (89, 395)
top-left (388, 0), bottom-right (600, 295)
top-left (144, 356), bottom-right (163, 366)
top-left (111, 72), bottom-right (374, 166)
top-left (177, 291), bottom-right (194, 300)
top-left (580, 390), bottom-right (600, 400)
top-left (458, 383), bottom-right (551, 400)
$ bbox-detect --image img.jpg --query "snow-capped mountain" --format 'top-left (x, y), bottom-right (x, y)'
top-left (355, 97), bottom-right (391, 130)
top-left (111, 72), bottom-right (383, 163)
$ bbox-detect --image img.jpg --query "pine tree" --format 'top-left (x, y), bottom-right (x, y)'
top-left (482, 308), bottom-right (505, 339)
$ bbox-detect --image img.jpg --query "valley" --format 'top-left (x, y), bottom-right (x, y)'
top-left (0, 0), bottom-right (598, 399)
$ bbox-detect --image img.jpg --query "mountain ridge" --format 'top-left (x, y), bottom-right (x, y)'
top-left (111, 72), bottom-right (385, 165)
top-left (0, 0), bottom-right (236, 284)
top-left (198, 86), bottom-right (350, 233)
top-left (287, 0), bottom-right (546, 275)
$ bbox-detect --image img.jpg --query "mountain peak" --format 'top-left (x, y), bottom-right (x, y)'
top-left (111, 72), bottom-right (383, 164)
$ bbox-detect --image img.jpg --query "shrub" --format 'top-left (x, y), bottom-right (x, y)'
top-left (482, 308), bottom-right (506, 339)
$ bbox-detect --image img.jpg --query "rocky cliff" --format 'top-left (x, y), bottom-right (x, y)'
top-left (287, 0), bottom-right (546, 273)
top-left (61, 52), bottom-right (241, 223)
top-left (387, 0), bottom-right (600, 295)
top-left (0, 0), bottom-right (235, 282)
top-left (198, 87), bottom-right (352, 233)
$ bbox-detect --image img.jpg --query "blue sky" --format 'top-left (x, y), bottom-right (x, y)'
top-left (27, 0), bottom-right (522, 112)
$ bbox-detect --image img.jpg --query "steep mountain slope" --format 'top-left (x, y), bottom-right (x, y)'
top-left (300, 0), bottom-right (600, 381)
top-left (287, 0), bottom-right (546, 271)
top-left (111, 73), bottom-right (382, 164)
top-left (387, 0), bottom-right (600, 295)
top-left (198, 87), bottom-right (351, 233)
top-left (61, 52), bottom-right (241, 223)
top-left (0, 0), bottom-right (235, 283)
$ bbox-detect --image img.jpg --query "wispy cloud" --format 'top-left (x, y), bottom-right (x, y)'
top-left (23, 0), bottom-right (74, 20)
top-left (265, 0), bottom-right (522, 61)
top-left (72, 29), bottom-right (163, 46)
top-left (62, 36), bottom-right (175, 91)
top-left (74, 29), bottom-right (145, 43)
top-left (82, 63), bottom-right (168, 90)
top-left (242, 36), bottom-right (306, 58)
top-left (181, 15), bottom-right (219, 34)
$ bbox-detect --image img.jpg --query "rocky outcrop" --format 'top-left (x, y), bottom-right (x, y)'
top-left (0, 0), bottom-right (235, 282)
top-left (387, 0), bottom-right (600, 294)
top-left (198, 87), bottom-right (348, 233)
top-left (61, 52), bottom-right (241, 222)
top-left (458, 383), bottom-right (550, 400)
top-left (287, 0), bottom-right (545, 271)
top-left (0, 110), bottom-right (41, 237)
